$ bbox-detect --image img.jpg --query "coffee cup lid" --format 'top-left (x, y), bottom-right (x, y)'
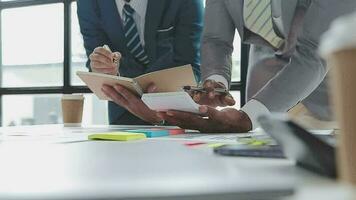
top-left (62, 94), bottom-right (84, 100)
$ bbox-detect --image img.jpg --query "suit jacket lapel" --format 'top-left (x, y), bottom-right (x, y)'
top-left (144, 0), bottom-right (166, 61)
top-left (101, 0), bottom-right (128, 54)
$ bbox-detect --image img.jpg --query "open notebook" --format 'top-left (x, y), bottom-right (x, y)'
top-left (77, 65), bottom-right (197, 101)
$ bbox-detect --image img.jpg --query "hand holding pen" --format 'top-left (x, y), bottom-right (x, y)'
top-left (89, 44), bottom-right (121, 76)
top-left (184, 79), bottom-right (236, 108)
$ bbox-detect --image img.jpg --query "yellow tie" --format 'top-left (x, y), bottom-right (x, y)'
top-left (243, 0), bottom-right (284, 48)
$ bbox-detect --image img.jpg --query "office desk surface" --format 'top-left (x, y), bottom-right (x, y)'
top-left (0, 125), bottom-right (354, 200)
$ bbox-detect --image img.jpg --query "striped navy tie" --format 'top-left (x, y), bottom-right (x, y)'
top-left (122, 4), bottom-right (150, 66)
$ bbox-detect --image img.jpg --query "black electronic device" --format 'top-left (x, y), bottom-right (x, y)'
top-left (258, 114), bottom-right (336, 178)
top-left (214, 144), bottom-right (285, 159)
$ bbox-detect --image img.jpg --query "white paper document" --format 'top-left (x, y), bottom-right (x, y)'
top-left (142, 92), bottom-right (200, 113)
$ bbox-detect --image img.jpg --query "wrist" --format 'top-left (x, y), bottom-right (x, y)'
top-left (152, 119), bottom-right (165, 126)
top-left (238, 110), bottom-right (253, 132)
top-left (147, 112), bottom-right (163, 125)
top-left (151, 117), bottom-right (165, 126)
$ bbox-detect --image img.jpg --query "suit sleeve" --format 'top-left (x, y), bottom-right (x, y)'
top-left (252, 38), bottom-right (327, 112)
top-left (247, 0), bottom-right (356, 113)
top-left (77, 0), bottom-right (110, 70)
top-left (201, 0), bottom-right (236, 87)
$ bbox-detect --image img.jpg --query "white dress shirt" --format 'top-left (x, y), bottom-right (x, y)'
top-left (115, 0), bottom-right (148, 45)
top-left (207, 75), bottom-right (270, 130)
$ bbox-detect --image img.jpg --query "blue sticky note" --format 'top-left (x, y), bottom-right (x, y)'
top-left (127, 129), bottom-right (169, 138)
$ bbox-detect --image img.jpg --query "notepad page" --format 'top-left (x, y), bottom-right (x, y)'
top-left (142, 92), bottom-right (200, 114)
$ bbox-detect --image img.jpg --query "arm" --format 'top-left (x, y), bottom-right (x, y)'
top-left (201, 0), bottom-right (236, 86)
top-left (253, 0), bottom-right (356, 113)
top-left (77, 0), bottom-right (110, 70)
top-left (158, 39), bottom-right (327, 133)
top-left (190, 0), bottom-right (237, 108)
top-left (252, 38), bottom-right (327, 113)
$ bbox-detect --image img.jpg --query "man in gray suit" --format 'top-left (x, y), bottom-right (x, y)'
top-left (158, 0), bottom-right (356, 133)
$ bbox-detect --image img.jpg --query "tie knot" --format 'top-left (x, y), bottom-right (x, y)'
top-left (123, 4), bottom-right (135, 16)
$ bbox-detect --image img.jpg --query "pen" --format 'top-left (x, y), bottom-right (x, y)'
top-left (103, 44), bottom-right (119, 64)
top-left (183, 86), bottom-right (228, 95)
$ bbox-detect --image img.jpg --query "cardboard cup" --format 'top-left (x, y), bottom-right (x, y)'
top-left (328, 48), bottom-right (356, 184)
top-left (61, 94), bottom-right (84, 127)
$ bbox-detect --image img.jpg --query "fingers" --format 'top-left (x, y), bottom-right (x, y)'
top-left (112, 84), bottom-right (139, 101)
top-left (199, 105), bottom-right (221, 119)
top-left (192, 91), bottom-right (201, 103)
top-left (90, 61), bottom-right (117, 74)
top-left (202, 79), bottom-right (236, 106)
top-left (146, 83), bottom-right (158, 93)
top-left (203, 80), bottom-right (216, 99)
top-left (191, 80), bottom-right (228, 106)
top-left (203, 80), bottom-right (227, 100)
top-left (220, 93), bottom-right (236, 106)
top-left (89, 53), bottom-right (115, 68)
top-left (93, 47), bottom-right (114, 60)
top-left (158, 111), bottom-right (207, 130)
top-left (90, 54), bottom-right (117, 75)
top-left (112, 52), bottom-right (122, 64)
top-left (156, 112), bottom-right (182, 127)
top-left (95, 47), bottom-right (122, 64)
top-left (102, 85), bottom-right (128, 106)
top-left (90, 47), bottom-right (121, 75)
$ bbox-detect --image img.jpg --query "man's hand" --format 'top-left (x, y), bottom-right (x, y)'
top-left (89, 46), bottom-right (121, 75)
top-left (101, 83), bottom-right (161, 124)
top-left (157, 106), bottom-right (252, 133)
top-left (192, 79), bottom-right (236, 107)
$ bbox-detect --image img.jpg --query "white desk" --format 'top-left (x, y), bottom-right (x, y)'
top-left (0, 125), bottom-right (354, 200)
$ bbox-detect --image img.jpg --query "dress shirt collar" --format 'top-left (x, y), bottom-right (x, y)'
top-left (116, 0), bottom-right (147, 18)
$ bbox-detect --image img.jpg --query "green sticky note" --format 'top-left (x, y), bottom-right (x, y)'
top-left (239, 138), bottom-right (270, 146)
top-left (88, 132), bottom-right (146, 141)
top-left (250, 140), bottom-right (267, 146)
top-left (207, 143), bottom-right (226, 148)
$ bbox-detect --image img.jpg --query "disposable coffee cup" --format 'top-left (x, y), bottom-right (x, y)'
top-left (61, 94), bottom-right (84, 127)
top-left (328, 49), bottom-right (356, 184)
top-left (320, 12), bottom-right (356, 185)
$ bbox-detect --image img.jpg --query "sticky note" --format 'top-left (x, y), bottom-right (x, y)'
top-left (168, 128), bottom-right (185, 135)
top-left (88, 132), bottom-right (146, 141)
top-left (184, 142), bottom-right (206, 147)
top-left (207, 143), bottom-right (226, 148)
top-left (250, 140), bottom-right (268, 146)
top-left (126, 129), bottom-right (169, 138)
top-left (240, 138), bottom-right (270, 146)
top-left (153, 128), bottom-right (185, 135)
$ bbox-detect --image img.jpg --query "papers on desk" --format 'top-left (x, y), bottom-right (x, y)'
top-left (0, 125), bottom-right (187, 144)
top-left (0, 125), bottom-right (257, 146)
top-left (0, 125), bottom-right (336, 149)
top-left (150, 130), bottom-right (268, 144)
top-left (0, 125), bottom-right (133, 143)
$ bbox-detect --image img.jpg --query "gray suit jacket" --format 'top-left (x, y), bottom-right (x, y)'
top-left (202, 0), bottom-right (356, 120)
